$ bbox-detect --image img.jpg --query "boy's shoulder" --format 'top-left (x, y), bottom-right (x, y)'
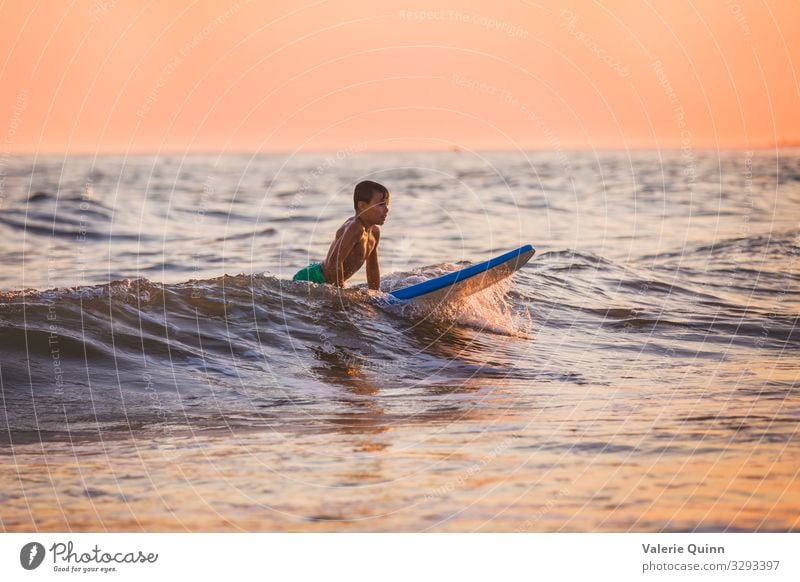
top-left (337, 216), bottom-right (362, 234)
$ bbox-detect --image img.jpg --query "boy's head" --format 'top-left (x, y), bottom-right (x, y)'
top-left (353, 180), bottom-right (390, 226)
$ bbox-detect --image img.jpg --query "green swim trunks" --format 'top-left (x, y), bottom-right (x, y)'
top-left (292, 262), bottom-right (327, 284)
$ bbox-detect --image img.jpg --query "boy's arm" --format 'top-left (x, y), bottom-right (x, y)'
top-left (366, 227), bottom-right (381, 291)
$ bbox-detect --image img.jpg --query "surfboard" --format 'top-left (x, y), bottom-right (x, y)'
top-left (387, 244), bottom-right (535, 304)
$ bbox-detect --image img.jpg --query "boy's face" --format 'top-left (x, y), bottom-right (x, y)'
top-left (358, 191), bottom-right (389, 226)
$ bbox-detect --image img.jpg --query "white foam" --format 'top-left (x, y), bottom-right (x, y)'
top-left (378, 275), bottom-right (534, 338)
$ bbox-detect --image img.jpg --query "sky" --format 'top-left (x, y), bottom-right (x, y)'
top-left (1, 0), bottom-right (798, 153)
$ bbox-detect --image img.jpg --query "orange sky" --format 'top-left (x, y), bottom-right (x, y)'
top-left (1, 0), bottom-right (798, 153)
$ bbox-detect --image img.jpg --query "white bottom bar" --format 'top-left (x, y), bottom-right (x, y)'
top-left (1, 533), bottom-right (797, 581)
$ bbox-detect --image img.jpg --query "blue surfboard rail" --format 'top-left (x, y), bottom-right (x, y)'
top-left (389, 244), bottom-right (535, 301)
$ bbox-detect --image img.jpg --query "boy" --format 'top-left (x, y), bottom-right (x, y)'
top-left (293, 180), bottom-right (389, 290)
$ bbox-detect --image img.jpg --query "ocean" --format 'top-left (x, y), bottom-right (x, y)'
top-left (1, 150), bottom-right (798, 531)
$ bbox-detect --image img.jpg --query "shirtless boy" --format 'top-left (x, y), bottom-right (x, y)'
top-left (293, 181), bottom-right (390, 290)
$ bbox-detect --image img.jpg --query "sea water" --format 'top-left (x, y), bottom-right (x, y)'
top-left (0, 150), bottom-right (798, 531)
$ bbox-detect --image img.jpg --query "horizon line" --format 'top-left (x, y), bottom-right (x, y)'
top-left (6, 143), bottom-right (799, 157)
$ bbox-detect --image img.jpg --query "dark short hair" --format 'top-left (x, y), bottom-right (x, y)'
top-left (354, 180), bottom-right (388, 211)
